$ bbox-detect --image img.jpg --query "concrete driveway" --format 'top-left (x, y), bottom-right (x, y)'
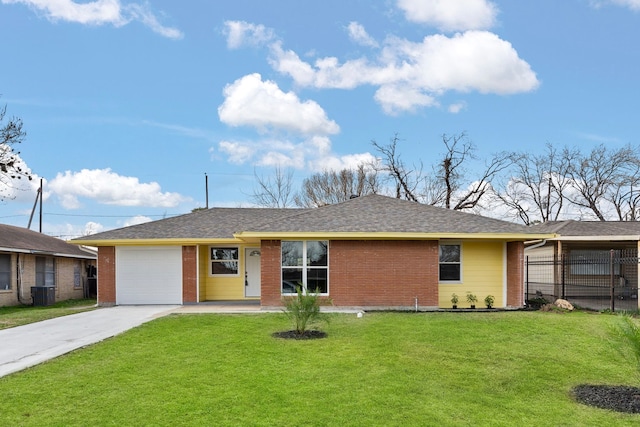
top-left (0, 305), bottom-right (178, 378)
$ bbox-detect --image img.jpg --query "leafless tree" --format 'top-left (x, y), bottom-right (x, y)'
top-left (371, 134), bottom-right (424, 202)
top-left (251, 166), bottom-right (295, 208)
top-left (1, 102), bottom-right (31, 200)
top-left (437, 133), bottom-right (512, 211)
top-left (373, 132), bottom-right (511, 211)
top-left (494, 144), bottom-right (576, 225)
top-left (567, 144), bottom-right (638, 221)
top-left (294, 164), bottom-right (381, 208)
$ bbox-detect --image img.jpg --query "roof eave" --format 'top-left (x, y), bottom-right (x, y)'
top-left (67, 238), bottom-right (242, 246)
top-left (235, 231), bottom-right (557, 241)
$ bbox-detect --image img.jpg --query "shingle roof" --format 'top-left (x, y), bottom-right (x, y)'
top-left (530, 220), bottom-right (640, 237)
top-left (73, 194), bottom-right (542, 243)
top-left (72, 207), bottom-right (307, 241)
top-left (0, 224), bottom-right (96, 258)
top-left (245, 194), bottom-right (536, 234)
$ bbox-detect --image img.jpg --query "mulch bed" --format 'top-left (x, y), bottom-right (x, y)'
top-left (572, 384), bottom-right (640, 414)
top-left (272, 330), bottom-right (327, 340)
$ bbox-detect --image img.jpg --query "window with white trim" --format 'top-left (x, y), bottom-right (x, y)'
top-left (439, 243), bottom-right (461, 282)
top-left (281, 241), bottom-right (328, 294)
top-left (210, 247), bottom-right (239, 276)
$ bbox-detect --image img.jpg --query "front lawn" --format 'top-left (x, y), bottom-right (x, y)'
top-left (0, 298), bottom-right (97, 330)
top-left (0, 311), bottom-right (638, 426)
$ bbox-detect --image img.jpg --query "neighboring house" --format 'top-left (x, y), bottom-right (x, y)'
top-left (525, 220), bottom-right (640, 308)
top-left (0, 224), bottom-right (97, 307)
top-left (70, 194), bottom-right (553, 310)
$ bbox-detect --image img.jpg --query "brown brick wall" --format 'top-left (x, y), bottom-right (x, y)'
top-left (261, 240), bottom-right (439, 308)
top-left (260, 240), bottom-right (282, 306)
top-left (506, 241), bottom-right (524, 308)
top-left (182, 246), bottom-right (198, 303)
top-left (98, 246), bottom-right (116, 306)
top-left (330, 240), bottom-right (439, 307)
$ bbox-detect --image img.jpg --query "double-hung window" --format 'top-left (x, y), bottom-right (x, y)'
top-left (0, 254), bottom-right (10, 290)
top-left (36, 256), bottom-right (56, 287)
top-left (439, 243), bottom-right (461, 282)
top-left (281, 241), bottom-right (328, 294)
top-left (210, 247), bottom-right (239, 276)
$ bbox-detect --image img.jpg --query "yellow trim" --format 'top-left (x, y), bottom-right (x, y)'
top-left (234, 231), bottom-right (555, 241)
top-left (71, 232), bottom-right (556, 246)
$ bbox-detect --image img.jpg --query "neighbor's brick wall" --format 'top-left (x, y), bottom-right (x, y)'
top-left (54, 258), bottom-right (85, 301)
top-left (98, 246), bottom-right (116, 306)
top-left (506, 241), bottom-right (524, 308)
top-left (260, 240), bottom-right (439, 308)
top-left (182, 246), bottom-right (198, 303)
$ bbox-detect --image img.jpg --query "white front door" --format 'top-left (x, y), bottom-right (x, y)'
top-left (245, 248), bottom-right (261, 297)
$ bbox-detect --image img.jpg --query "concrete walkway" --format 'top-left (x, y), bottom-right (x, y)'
top-left (0, 305), bottom-right (178, 378)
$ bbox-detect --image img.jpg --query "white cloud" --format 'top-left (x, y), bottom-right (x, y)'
top-left (1, 0), bottom-right (183, 39)
top-left (347, 21), bottom-right (379, 47)
top-left (123, 215), bottom-right (152, 227)
top-left (218, 73), bottom-right (340, 135)
top-left (448, 101), bottom-right (467, 113)
top-left (223, 20), bottom-right (275, 49)
top-left (48, 168), bottom-right (188, 209)
top-left (218, 140), bottom-right (257, 164)
top-left (269, 31), bottom-right (539, 114)
top-left (591, 0), bottom-right (640, 10)
top-left (397, 0), bottom-right (498, 32)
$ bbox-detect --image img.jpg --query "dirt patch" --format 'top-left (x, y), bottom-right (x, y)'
top-left (572, 384), bottom-right (640, 414)
top-left (272, 330), bottom-right (327, 340)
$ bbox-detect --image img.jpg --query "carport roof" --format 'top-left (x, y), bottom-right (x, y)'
top-left (71, 195), bottom-right (552, 245)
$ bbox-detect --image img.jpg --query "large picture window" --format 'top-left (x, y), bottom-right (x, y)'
top-left (0, 254), bottom-right (10, 290)
top-left (210, 247), bottom-right (239, 276)
top-left (439, 243), bottom-right (461, 282)
top-left (282, 241), bottom-right (328, 294)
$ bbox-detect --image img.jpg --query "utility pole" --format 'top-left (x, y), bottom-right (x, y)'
top-left (205, 173), bottom-right (209, 209)
top-left (39, 178), bottom-right (43, 233)
top-left (27, 178), bottom-right (44, 232)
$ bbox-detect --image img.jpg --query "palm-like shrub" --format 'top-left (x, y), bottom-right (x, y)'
top-left (283, 288), bottom-right (328, 335)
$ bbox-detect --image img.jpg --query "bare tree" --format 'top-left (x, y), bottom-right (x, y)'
top-left (251, 166), bottom-right (295, 208)
top-left (567, 144), bottom-right (637, 221)
top-left (372, 134), bottom-right (424, 202)
top-left (1, 102), bottom-right (31, 200)
top-left (373, 132), bottom-right (511, 211)
top-left (602, 149), bottom-right (640, 221)
top-left (494, 144), bottom-right (576, 225)
top-left (437, 133), bottom-right (512, 211)
top-left (294, 164), bottom-right (381, 208)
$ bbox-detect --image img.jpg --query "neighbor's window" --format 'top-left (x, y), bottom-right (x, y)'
top-left (73, 261), bottom-right (82, 289)
top-left (282, 241), bottom-right (328, 294)
top-left (439, 243), bottom-right (461, 282)
top-left (0, 254), bottom-right (10, 290)
top-left (36, 256), bottom-right (56, 287)
top-left (210, 247), bottom-right (239, 276)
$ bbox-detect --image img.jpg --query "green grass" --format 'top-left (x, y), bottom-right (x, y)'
top-left (1, 311), bottom-right (639, 426)
top-left (0, 298), bottom-right (96, 329)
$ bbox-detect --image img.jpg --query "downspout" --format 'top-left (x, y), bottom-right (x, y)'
top-left (526, 240), bottom-right (547, 251)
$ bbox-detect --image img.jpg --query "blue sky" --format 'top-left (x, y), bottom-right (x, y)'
top-left (0, 0), bottom-right (639, 237)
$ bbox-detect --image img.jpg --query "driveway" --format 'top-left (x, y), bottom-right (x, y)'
top-left (0, 305), bottom-right (177, 378)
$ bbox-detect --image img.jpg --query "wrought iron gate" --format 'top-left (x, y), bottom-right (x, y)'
top-left (525, 249), bottom-right (639, 312)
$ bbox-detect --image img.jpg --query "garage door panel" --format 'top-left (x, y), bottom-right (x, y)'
top-left (116, 247), bottom-right (182, 305)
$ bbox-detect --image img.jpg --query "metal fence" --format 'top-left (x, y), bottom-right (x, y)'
top-left (525, 249), bottom-right (639, 312)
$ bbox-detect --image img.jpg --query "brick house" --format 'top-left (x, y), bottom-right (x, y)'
top-left (70, 195), bottom-right (553, 310)
top-left (0, 224), bottom-right (97, 307)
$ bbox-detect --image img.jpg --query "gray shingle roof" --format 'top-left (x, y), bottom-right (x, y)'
top-left (0, 224), bottom-right (96, 258)
top-left (73, 195), bottom-right (542, 243)
top-left (245, 194), bottom-right (536, 234)
top-left (530, 220), bottom-right (640, 237)
top-left (72, 208), bottom-right (307, 241)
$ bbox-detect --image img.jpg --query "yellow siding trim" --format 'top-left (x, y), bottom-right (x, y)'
top-left (199, 245), bottom-right (255, 301)
top-left (439, 241), bottom-right (505, 308)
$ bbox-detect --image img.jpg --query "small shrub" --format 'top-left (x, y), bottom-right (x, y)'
top-left (451, 293), bottom-right (459, 307)
top-left (484, 295), bottom-right (495, 308)
top-left (282, 288), bottom-right (329, 335)
top-left (466, 292), bottom-right (478, 308)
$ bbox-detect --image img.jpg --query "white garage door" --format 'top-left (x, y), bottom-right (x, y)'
top-left (116, 246), bottom-right (183, 305)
